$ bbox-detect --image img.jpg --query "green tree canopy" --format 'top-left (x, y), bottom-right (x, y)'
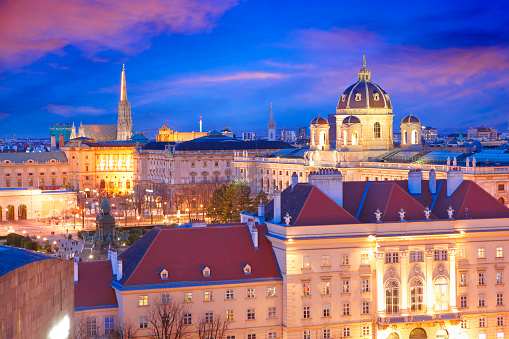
top-left (207, 179), bottom-right (255, 223)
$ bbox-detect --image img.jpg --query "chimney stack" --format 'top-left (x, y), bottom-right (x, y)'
top-left (117, 260), bottom-right (123, 281)
top-left (258, 198), bottom-right (265, 219)
top-left (110, 249), bottom-right (118, 276)
top-left (429, 169), bottom-right (437, 194)
top-left (273, 188), bottom-right (281, 224)
top-left (50, 135), bottom-right (56, 150)
top-left (74, 258), bottom-right (79, 283)
top-left (248, 220), bottom-right (259, 249)
top-left (58, 134), bottom-right (65, 148)
top-left (408, 169), bottom-right (422, 195)
top-left (447, 167), bottom-right (463, 197)
top-left (308, 168), bottom-right (343, 207)
top-left (291, 173), bottom-right (299, 189)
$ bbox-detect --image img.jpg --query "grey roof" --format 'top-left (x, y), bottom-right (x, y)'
top-left (0, 151), bottom-right (68, 163)
top-left (176, 139), bottom-right (294, 151)
top-left (0, 246), bottom-right (56, 278)
top-left (79, 125), bottom-right (117, 140)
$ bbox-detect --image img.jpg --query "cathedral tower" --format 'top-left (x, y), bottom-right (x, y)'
top-left (267, 103), bottom-right (276, 141)
top-left (117, 65), bottom-right (133, 141)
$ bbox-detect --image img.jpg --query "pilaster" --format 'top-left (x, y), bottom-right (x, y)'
top-left (400, 250), bottom-right (409, 314)
top-left (425, 249), bottom-right (434, 313)
top-left (375, 251), bottom-right (385, 316)
top-left (449, 248), bottom-right (457, 310)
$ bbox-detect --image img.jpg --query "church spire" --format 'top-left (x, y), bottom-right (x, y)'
top-left (267, 103), bottom-right (276, 141)
top-left (120, 64), bottom-right (127, 101)
top-left (117, 64), bottom-right (133, 140)
top-left (268, 102), bottom-right (275, 128)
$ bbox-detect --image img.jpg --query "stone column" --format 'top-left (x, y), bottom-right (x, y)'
top-left (425, 249), bottom-right (434, 313)
top-left (400, 251), bottom-right (409, 314)
top-left (449, 248), bottom-right (457, 310)
top-left (375, 251), bottom-right (386, 315)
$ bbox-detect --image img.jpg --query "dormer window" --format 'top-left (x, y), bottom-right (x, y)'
top-left (242, 263), bottom-right (252, 275)
top-left (341, 94), bottom-right (346, 102)
top-left (159, 268), bottom-right (168, 280)
top-left (373, 93), bottom-right (380, 101)
top-left (202, 265), bottom-right (211, 277)
top-left (355, 93), bottom-right (362, 101)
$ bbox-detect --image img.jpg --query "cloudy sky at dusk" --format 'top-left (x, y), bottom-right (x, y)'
top-left (1, 0), bottom-right (509, 138)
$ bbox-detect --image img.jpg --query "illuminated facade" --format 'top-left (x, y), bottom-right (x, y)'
top-left (156, 125), bottom-right (208, 142)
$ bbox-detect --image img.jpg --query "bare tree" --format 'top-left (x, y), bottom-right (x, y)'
top-left (196, 313), bottom-right (229, 339)
top-left (115, 319), bottom-right (138, 339)
top-left (147, 296), bottom-right (189, 339)
top-left (74, 315), bottom-right (102, 339)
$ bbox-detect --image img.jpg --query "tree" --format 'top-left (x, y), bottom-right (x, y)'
top-left (207, 179), bottom-right (254, 223)
top-left (253, 190), bottom-right (269, 206)
top-left (196, 313), bottom-right (229, 339)
top-left (75, 315), bottom-right (102, 339)
top-left (147, 296), bottom-right (189, 339)
top-left (115, 319), bottom-right (138, 339)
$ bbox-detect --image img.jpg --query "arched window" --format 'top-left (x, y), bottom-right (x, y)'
top-left (403, 131), bottom-right (408, 144)
top-left (352, 131), bottom-right (358, 145)
top-left (311, 132), bottom-right (315, 145)
top-left (412, 130), bottom-right (418, 144)
top-left (343, 130), bottom-right (347, 145)
top-left (434, 277), bottom-right (448, 311)
top-left (100, 179), bottom-right (106, 189)
top-left (319, 131), bottom-right (326, 147)
top-left (18, 204), bottom-right (27, 220)
top-left (6, 205), bottom-right (15, 220)
top-left (385, 280), bottom-right (400, 314)
top-left (126, 180), bottom-right (131, 189)
top-left (374, 122), bottom-right (381, 138)
top-left (498, 197), bottom-right (505, 204)
top-left (410, 278), bottom-right (424, 312)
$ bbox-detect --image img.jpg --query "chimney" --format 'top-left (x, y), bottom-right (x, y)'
top-left (74, 258), bottom-right (79, 283)
top-left (308, 168), bottom-right (343, 207)
top-left (447, 167), bottom-right (463, 197)
top-left (429, 169), bottom-right (437, 194)
top-left (58, 134), bottom-right (65, 148)
top-left (291, 173), bottom-right (299, 189)
top-left (110, 249), bottom-right (118, 276)
top-left (248, 220), bottom-right (259, 249)
top-left (408, 169), bottom-right (422, 195)
top-left (50, 135), bottom-right (56, 150)
top-left (117, 259), bottom-right (123, 281)
top-left (273, 188), bottom-right (281, 224)
top-left (258, 198), bottom-right (265, 219)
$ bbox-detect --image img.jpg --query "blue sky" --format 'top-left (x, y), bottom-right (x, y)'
top-left (1, 0), bottom-right (509, 138)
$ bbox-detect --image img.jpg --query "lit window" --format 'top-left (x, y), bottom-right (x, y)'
top-left (497, 247), bottom-right (504, 258)
top-left (139, 295), bottom-right (148, 306)
top-left (322, 281), bottom-right (331, 295)
top-left (205, 312), bottom-right (213, 323)
top-left (362, 279), bottom-right (370, 292)
top-left (478, 248), bottom-right (486, 259)
top-left (361, 253), bottom-right (369, 264)
top-left (139, 316), bottom-right (148, 329)
top-left (342, 254), bottom-right (349, 265)
top-left (268, 307), bottom-right (276, 319)
top-left (362, 301), bottom-right (370, 314)
top-left (303, 330), bottom-right (311, 339)
top-left (362, 325), bottom-right (371, 336)
top-left (497, 293), bottom-right (504, 306)
top-left (343, 327), bottom-right (351, 338)
top-left (497, 271), bottom-right (504, 284)
top-left (226, 289), bottom-right (235, 300)
top-left (478, 272), bottom-right (486, 285)
top-left (342, 280), bottom-right (350, 293)
top-left (86, 318), bottom-right (97, 336)
top-left (322, 255), bottom-right (330, 266)
top-left (303, 306), bottom-right (310, 319)
top-left (247, 308), bottom-right (256, 320)
top-left (302, 256), bottom-right (310, 268)
top-left (342, 302), bottom-right (350, 316)
top-left (183, 292), bottom-right (192, 303)
top-left (385, 252), bottom-right (399, 264)
top-left (226, 310), bottom-right (235, 322)
top-left (267, 286), bottom-right (276, 297)
top-left (355, 93), bottom-right (362, 101)
top-left (459, 273), bottom-right (467, 286)
top-left (302, 282), bottom-right (311, 296)
top-left (183, 313), bottom-right (192, 325)
top-left (204, 291), bottom-right (213, 301)
top-left (385, 280), bottom-right (400, 314)
top-left (104, 317), bottom-right (114, 335)
top-left (374, 122), bottom-right (381, 138)
top-left (246, 288), bottom-right (255, 299)
top-left (434, 277), bottom-right (448, 311)
top-left (323, 328), bottom-right (331, 339)
top-left (410, 278), bottom-right (424, 311)
top-left (478, 294), bottom-right (486, 307)
top-left (322, 304), bottom-right (330, 317)
top-left (409, 251), bottom-right (424, 263)
top-left (460, 295), bottom-right (468, 308)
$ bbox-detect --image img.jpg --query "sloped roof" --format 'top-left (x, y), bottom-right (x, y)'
top-left (176, 139), bottom-right (293, 151)
top-left (0, 151), bottom-right (68, 163)
top-left (0, 246), bottom-right (56, 278)
top-left (142, 141), bottom-right (176, 150)
top-left (79, 125), bottom-right (117, 140)
top-left (118, 224), bottom-right (281, 287)
top-left (75, 261), bottom-right (117, 309)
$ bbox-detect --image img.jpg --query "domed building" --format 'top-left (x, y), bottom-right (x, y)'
top-left (400, 113), bottom-right (422, 150)
top-left (335, 56), bottom-right (394, 151)
top-left (310, 114), bottom-right (330, 151)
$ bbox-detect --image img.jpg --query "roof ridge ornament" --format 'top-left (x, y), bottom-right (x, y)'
top-left (358, 55), bottom-right (371, 82)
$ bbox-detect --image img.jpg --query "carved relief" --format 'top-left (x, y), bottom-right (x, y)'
top-left (413, 264), bottom-right (421, 275)
top-left (400, 251), bottom-right (408, 260)
top-left (375, 252), bottom-right (385, 261)
top-left (388, 266), bottom-right (396, 277)
top-left (449, 248), bottom-right (458, 256)
top-left (425, 249), bottom-right (434, 257)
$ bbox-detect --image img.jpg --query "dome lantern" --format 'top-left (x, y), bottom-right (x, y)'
top-left (358, 55), bottom-right (371, 81)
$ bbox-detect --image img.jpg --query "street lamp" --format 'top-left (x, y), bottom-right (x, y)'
top-left (137, 215), bottom-right (140, 227)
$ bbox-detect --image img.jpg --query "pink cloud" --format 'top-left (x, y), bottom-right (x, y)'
top-left (44, 104), bottom-right (108, 117)
top-left (178, 72), bottom-right (289, 84)
top-left (0, 0), bottom-right (238, 70)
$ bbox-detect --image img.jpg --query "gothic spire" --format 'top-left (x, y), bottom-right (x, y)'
top-left (120, 64), bottom-right (127, 101)
top-left (268, 102), bottom-right (275, 128)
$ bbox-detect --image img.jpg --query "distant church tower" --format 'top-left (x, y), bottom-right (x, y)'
top-left (117, 64), bottom-right (133, 141)
top-left (267, 103), bottom-right (276, 141)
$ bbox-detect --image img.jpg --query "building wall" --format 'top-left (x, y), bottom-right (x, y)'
top-left (0, 157), bottom-right (69, 189)
top-left (0, 258), bottom-right (74, 339)
top-left (75, 307), bottom-right (118, 339)
top-left (0, 189), bottom-right (76, 220)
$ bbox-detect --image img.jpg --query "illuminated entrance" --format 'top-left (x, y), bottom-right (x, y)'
top-left (409, 328), bottom-right (427, 339)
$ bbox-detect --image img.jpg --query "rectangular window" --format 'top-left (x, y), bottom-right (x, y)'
top-left (104, 317), bottom-right (114, 335)
top-left (322, 328), bottom-right (331, 339)
top-left (302, 282), bottom-right (311, 296)
top-left (139, 316), bottom-right (148, 329)
top-left (303, 330), bottom-right (311, 339)
top-left (268, 307), bottom-right (276, 319)
top-left (497, 271), bottom-right (504, 284)
top-left (459, 248), bottom-right (467, 259)
top-left (460, 295), bottom-right (468, 308)
top-left (247, 308), bottom-right (255, 320)
top-left (302, 256), bottom-right (310, 268)
top-left (183, 292), bottom-right (192, 303)
top-left (385, 252), bottom-right (399, 264)
top-left (362, 325), bottom-right (370, 336)
top-left (5, 179), bottom-right (10, 187)
top-left (498, 316), bottom-right (505, 326)
top-left (267, 286), bottom-right (276, 297)
top-left (303, 306), bottom-right (310, 319)
top-left (139, 295), bottom-right (148, 306)
top-left (322, 304), bottom-right (330, 317)
top-left (461, 319), bottom-right (468, 329)
top-left (268, 332), bottom-right (278, 339)
top-left (343, 327), bottom-right (351, 338)
top-left (479, 317), bottom-right (486, 328)
top-left (497, 293), bottom-right (504, 306)
top-left (434, 250), bottom-right (448, 261)
top-left (362, 279), bottom-right (370, 292)
top-left (183, 313), bottom-right (192, 325)
top-left (342, 254), bottom-right (349, 265)
top-left (478, 294), bottom-right (486, 307)
top-left (409, 251), bottom-right (424, 262)
top-left (28, 178), bottom-right (33, 186)
top-left (226, 310), bottom-right (235, 322)
top-left (499, 184), bottom-right (505, 191)
top-left (478, 248), bottom-right (486, 258)
top-left (342, 302), bottom-right (350, 316)
top-left (460, 273), bottom-right (467, 286)
top-left (361, 253), bottom-right (369, 264)
top-left (247, 335), bottom-right (256, 339)
top-left (322, 255), bottom-right (330, 266)
top-left (205, 312), bottom-right (213, 324)
top-left (17, 178), bottom-right (22, 187)
top-left (478, 272), bottom-right (485, 285)
top-left (204, 291), bottom-right (213, 301)
top-left (226, 289), bottom-right (235, 300)
top-left (342, 280), bottom-right (350, 293)
top-left (86, 318), bottom-right (97, 336)
top-left (322, 281), bottom-right (331, 295)
top-left (497, 247), bottom-right (504, 258)
top-left (362, 301), bottom-right (370, 314)
top-left (246, 288), bottom-right (255, 298)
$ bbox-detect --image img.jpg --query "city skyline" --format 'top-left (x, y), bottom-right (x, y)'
top-left (1, 0), bottom-right (509, 138)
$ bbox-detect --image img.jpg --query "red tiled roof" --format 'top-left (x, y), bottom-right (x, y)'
top-left (119, 224), bottom-right (281, 287)
top-left (75, 261), bottom-right (117, 309)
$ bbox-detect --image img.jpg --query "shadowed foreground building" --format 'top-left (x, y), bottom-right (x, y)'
top-left (75, 168), bottom-right (509, 339)
top-left (0, 246), bottom-right (74, 339)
